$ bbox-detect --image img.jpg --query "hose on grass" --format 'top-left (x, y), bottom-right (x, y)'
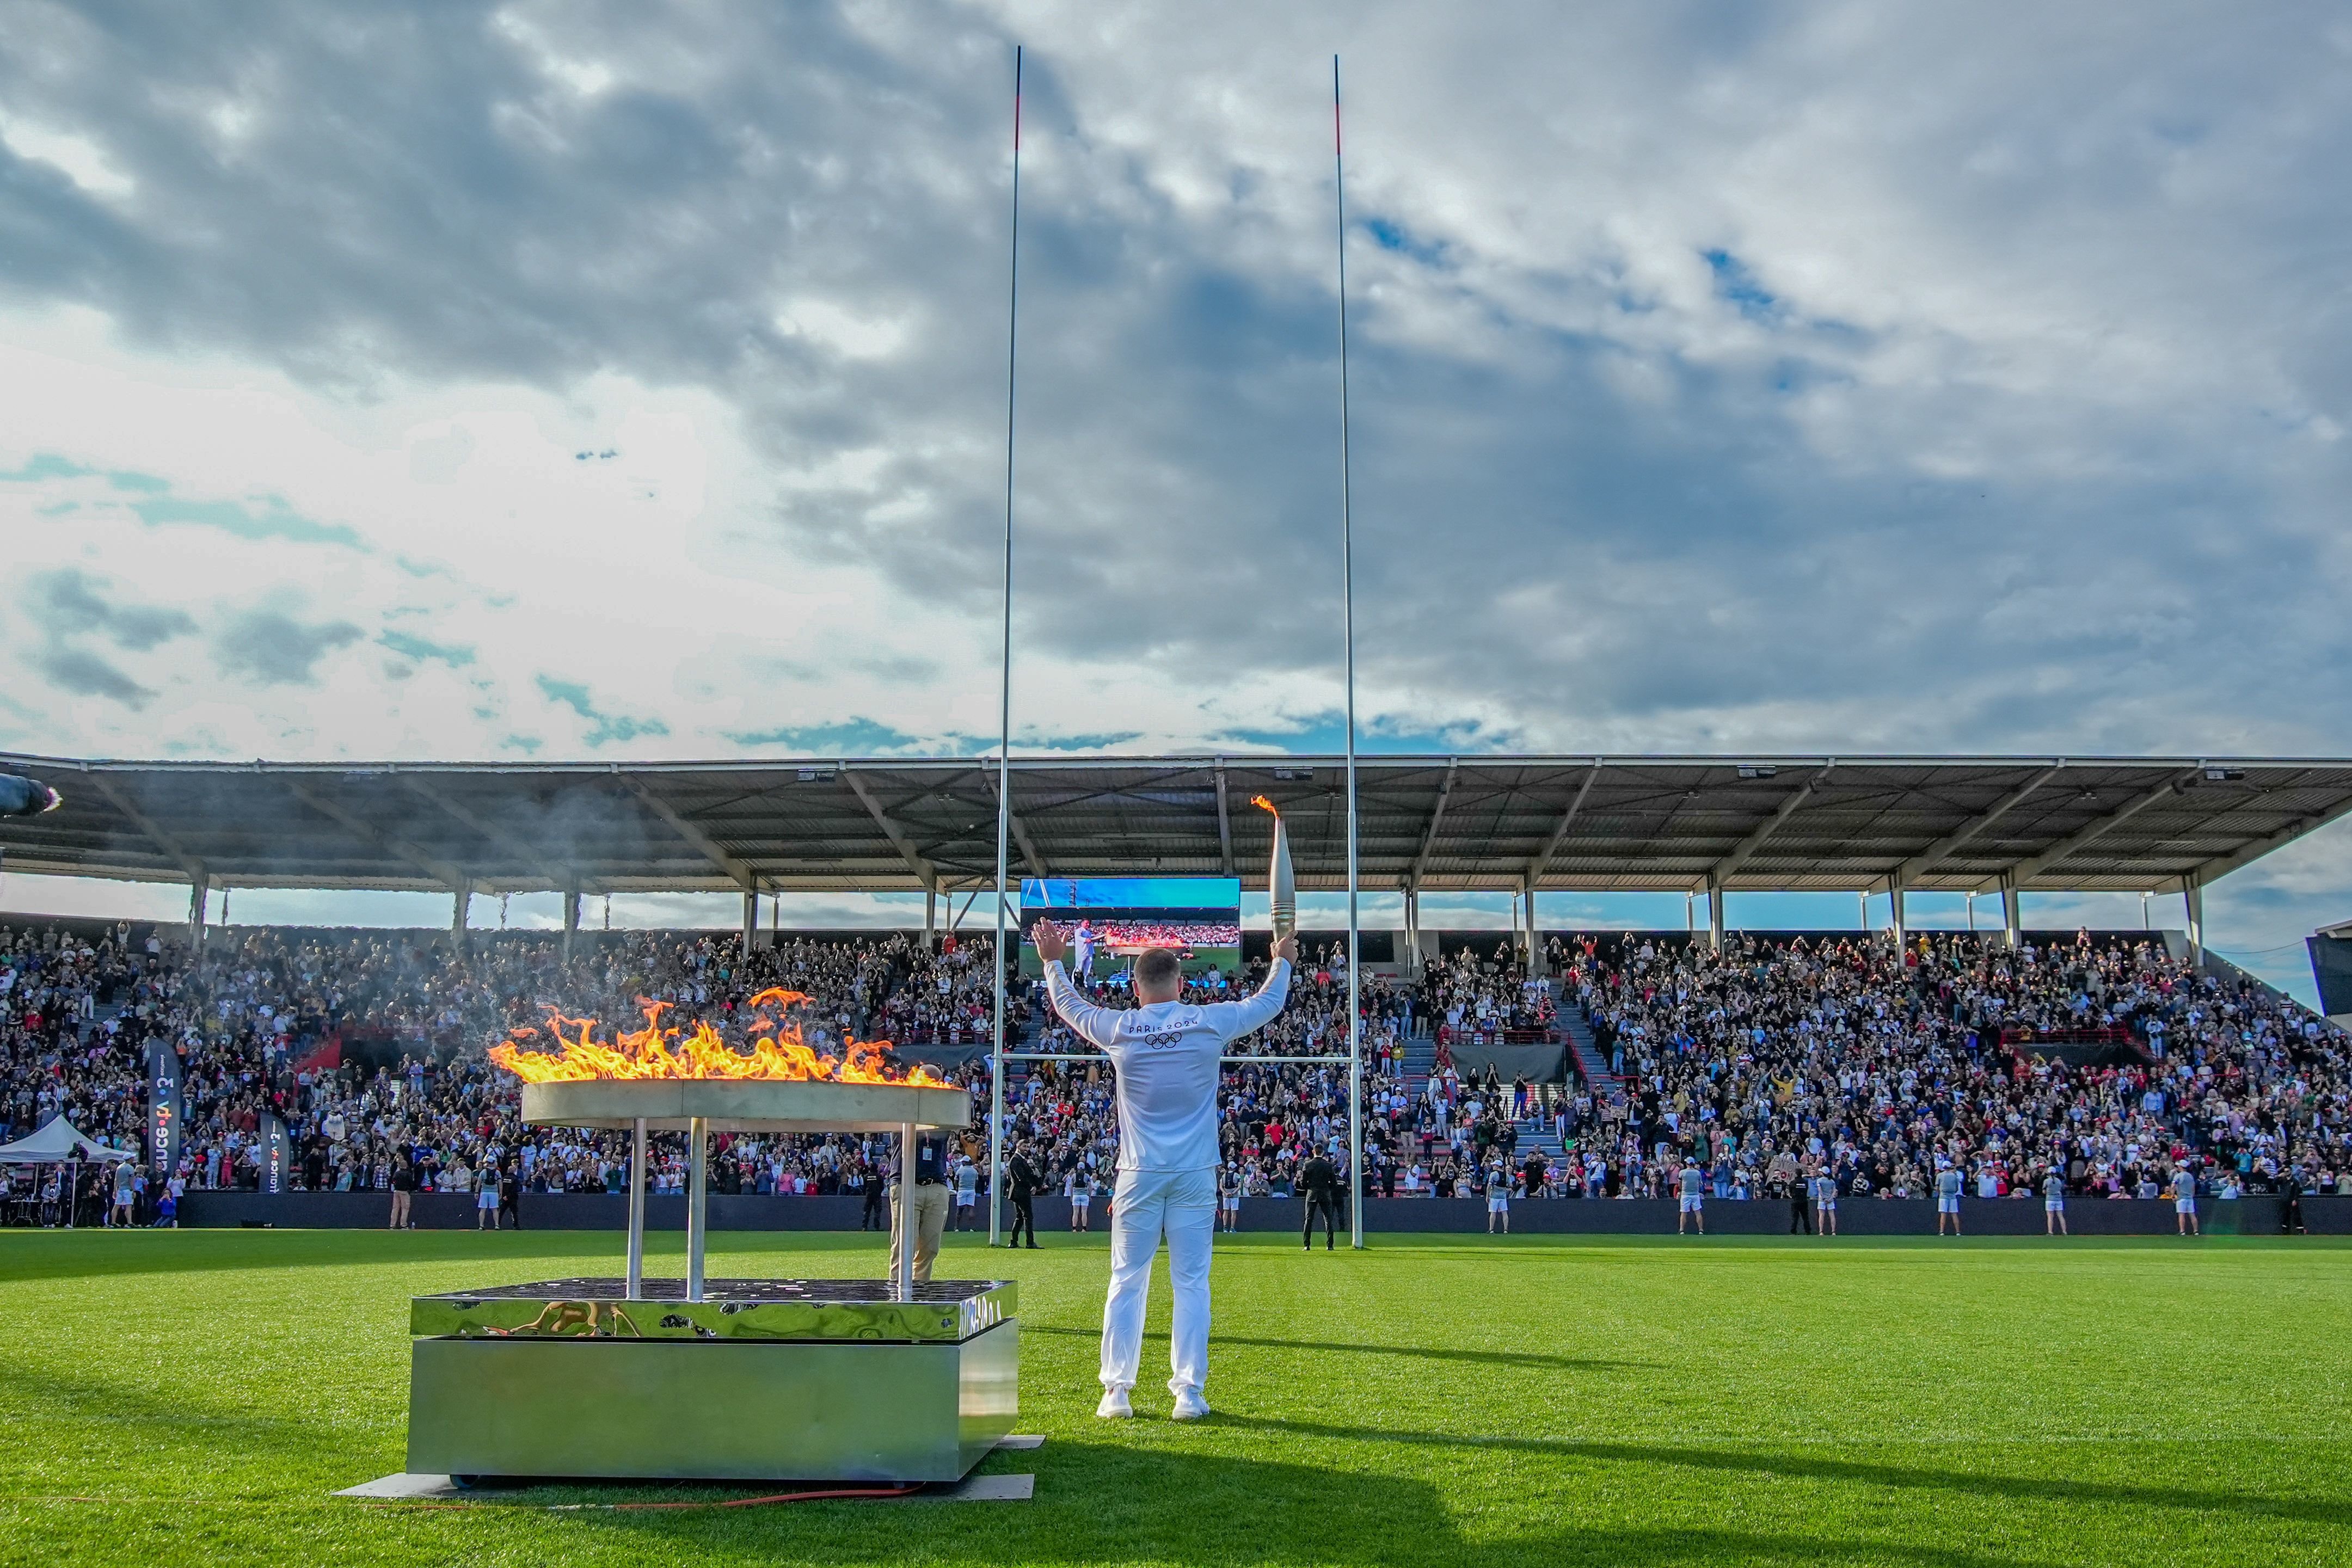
top-left (10, 1486), bottom-right (928, 1511)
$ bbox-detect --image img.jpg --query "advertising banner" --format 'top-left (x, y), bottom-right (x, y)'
top-left (261, 1112), bottom-right (290, 1194)
top-left (146, 1040), bottom-right (183, 1176)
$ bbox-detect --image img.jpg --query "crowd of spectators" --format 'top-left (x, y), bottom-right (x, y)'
top-left (5, 913), bottom-right (2347, 1227)
top-left (1550, 929), bottom-right (2352, 1208)
top-left (1421, 943), bottom-right (1554, 1053)
top-left (0, 918), bottom-right (996, 1222)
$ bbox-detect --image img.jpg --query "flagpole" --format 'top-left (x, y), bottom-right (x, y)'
top-left (1335, 55), bottom-right (1365, 1250)
top-left (988, 44), bottom-right (1022, 1249)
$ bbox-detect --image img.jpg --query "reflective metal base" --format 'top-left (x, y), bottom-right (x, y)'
top-left (412, 1277), bottom-right (1015, 1343)
top-left (408, 1320), bottom-right (1018, 1483)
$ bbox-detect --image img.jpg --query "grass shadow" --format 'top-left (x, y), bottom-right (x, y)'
top-left (532, 1439), bottom-right (2075, 1568)
top-left (0, 1354), bottom-right (358, 1461)
top-left (1022, 1323), bottom-right (1658, 1373)
top-left (1217, 1415), bottom-right (2352, 1530)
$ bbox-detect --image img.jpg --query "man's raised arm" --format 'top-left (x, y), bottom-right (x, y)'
top-left (1034, 920), bottom-right (1122, 1050)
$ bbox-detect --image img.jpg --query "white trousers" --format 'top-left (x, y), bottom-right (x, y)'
top-left (1100, 1166), bottom-right (1216, 1398)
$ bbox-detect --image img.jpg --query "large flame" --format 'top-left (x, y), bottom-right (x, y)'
top-left (1250, 795), bottom-right (1279, 815)
top-left (488, 988), bottom-right (949, 1087)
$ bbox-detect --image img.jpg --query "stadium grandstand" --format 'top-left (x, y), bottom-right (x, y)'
top-left (4, 752), bottom-right (2349, 1231)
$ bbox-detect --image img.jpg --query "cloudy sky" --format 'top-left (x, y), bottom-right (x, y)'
top-left (3, 3), bottom-right (2350, 994)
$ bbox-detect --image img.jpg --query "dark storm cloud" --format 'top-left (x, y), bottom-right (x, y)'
top-left (213, 607), bottom-right (363, 686)
top-left (16, 567), bottom-right (192, 710)
top-left (2, 2), bottom-right (2349, 758)
top-left (27, 567), bottom-right (196, 652)
top-left (33, 644), bottom-right (155, 708)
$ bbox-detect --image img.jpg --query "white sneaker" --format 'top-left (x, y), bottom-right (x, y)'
top-left (1169, 1391), bottom-right (1210, 1422)
top-left (1096, 1387), bottom-right (1133, 1419)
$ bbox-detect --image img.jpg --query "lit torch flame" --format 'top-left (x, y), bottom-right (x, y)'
top-left (488, 987), bottom-right (948, 1087)
top-left (1251, 795), bottom-right (1297, 942)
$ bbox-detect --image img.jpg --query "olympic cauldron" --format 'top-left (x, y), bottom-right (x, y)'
top-left (405, 997), bottom-right (1016, 1484)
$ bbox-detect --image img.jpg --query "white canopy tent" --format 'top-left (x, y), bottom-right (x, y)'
top-left (0, 1116), bottom-right (138, 1165)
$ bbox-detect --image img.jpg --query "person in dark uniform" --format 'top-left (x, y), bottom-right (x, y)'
top-left (859, 1154), bottom-right (888, 1231)
top-left (499, 1161), bottom-right (523, 1231)
top-left (1005, 1145), bottom-right (1041, 1249)
top-left (1300, 1151), bottom-right (1342, 1250)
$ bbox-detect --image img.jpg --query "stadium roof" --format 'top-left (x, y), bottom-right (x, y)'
top-left (3, 752), bottom-right (2350, 901)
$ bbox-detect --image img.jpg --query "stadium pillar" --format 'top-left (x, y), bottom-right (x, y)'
top-left (1704, 882), bottom-right (1725, 951)
top-left (561, 886), bottom-right (580, 961)
top-left (923, 884), bottom-right (937, 950)
top-left (1403, 886), bottom-right (1419, 977)
top-left (1998, 876), bottom-right (2022, 950)
top-left (1889, 877), bottom-right (1908, 944)
top-left (449, 885), bottom-right (468, 953)
top-left (2182, 876), bottom-right (2205, 968)
top-left (741, 889), bottom-right (757, 961)
top-left (188, 876), bottom-right (209, 950)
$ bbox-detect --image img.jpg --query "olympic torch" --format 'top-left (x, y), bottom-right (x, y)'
top-left (1251, 796), bottom-right (1296, 944)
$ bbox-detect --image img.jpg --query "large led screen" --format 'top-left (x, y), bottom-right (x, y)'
top-left (1018, 877), bottom-right (1242, 979)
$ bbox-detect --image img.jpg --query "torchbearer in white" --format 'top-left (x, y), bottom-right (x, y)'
top-left (1033, 918), bottom-right (1293, 1421)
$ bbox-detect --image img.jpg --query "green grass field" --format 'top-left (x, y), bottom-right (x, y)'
top-left (1, 1227), bottom-right (2345, 1566)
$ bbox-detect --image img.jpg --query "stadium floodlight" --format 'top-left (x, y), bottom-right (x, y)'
top-left (1271, 767), bottom-right (1312, 781)
top-left (1736, 764), bottom-right (1778, 780)
top-left (2203, 767), bottom-right (2245, 782)
top-left (796, 767), bottom-right (837, 783)
top-left (0, 773), bottom-right (62, 817)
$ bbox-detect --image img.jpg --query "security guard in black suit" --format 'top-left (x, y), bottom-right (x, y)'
top-left (1004, 1146), bottom-right (1041, 1249)
top-left (1300, 1152), bottom-right (1343, 1250)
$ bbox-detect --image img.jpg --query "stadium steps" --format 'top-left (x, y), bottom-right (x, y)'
top-left (1400, 1028), bottom-right (1564, 1166)
top-left (1401, 1031), bottom-right (1436, 1100)
top-left (1552, 983), bottom-right (1626, 1108)
top-left (1510, 1104), bottom-right (1565, 1165)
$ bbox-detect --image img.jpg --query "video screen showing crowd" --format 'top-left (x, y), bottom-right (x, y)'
top-left (1, 905), bottom-right (2346, 1231)
top-left (1018, 878), bottom-right (1244, 982)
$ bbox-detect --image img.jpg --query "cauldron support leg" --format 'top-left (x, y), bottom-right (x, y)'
top-left (686, 1116), bottom-right (709, 1302)
top-left (896, 1121), bottom-right (917, 1303)
top-left (624, 1116), bottom-right (647, 1297)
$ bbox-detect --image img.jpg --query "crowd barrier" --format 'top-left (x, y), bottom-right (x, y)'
top-left (175, 1191), bottom-right (2352, 1237)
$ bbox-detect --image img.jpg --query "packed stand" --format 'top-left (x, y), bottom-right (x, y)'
top-left (9, 912), bottom-right (2349, 1226)
top-left (1547, 929), bottom-right (2352, 1209)
top-left (0, 917), bottom-right (1002, 1223)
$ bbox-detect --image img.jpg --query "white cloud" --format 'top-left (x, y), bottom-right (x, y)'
top-left (0, 110), bottom-right (134, 199)
top-left (0, 1), bottom-right (2348, 970)
top-left (774, 298), bottom-right (913, 361)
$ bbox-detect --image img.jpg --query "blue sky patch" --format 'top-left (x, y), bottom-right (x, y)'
top-left (1703, 248), bottom-right (1779, 322)
top-left (537, 675), bottom-right (670, 747)
top-left (130, 493), bottom-right (366, 549)
top-left (724, 717), bottom-right (929, 755)
top-left (378, 629), bottom-right (476, 667)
